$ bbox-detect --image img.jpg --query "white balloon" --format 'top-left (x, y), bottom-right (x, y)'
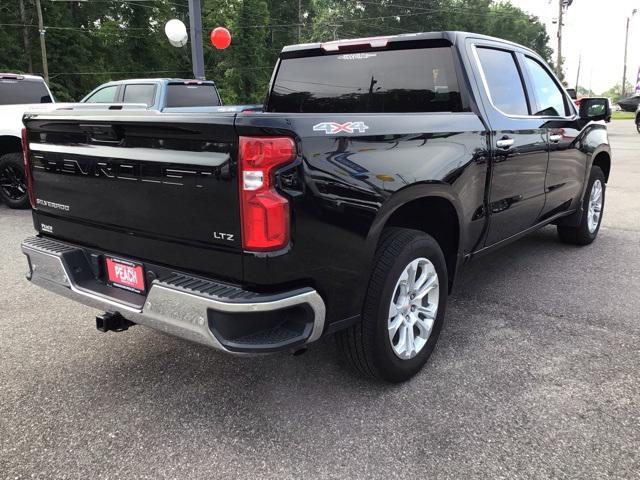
top-left (168, 31), bottom-right (188, 48)
top-left (165, 19), bottom-right (187, 43)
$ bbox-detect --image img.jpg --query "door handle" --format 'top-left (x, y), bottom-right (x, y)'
top-left (549, 134), bottom-right (562, 143)
top-left (496, 138), bottom-right (514, 149)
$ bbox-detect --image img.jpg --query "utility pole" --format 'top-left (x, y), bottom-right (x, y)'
top-left (34, 0), bottom-right (48, 83)
top-left (297, 0), bottom-right (302, 43)
top-left (622, 9), bottom-right (637, 98)
top-left (574, 54), bottom-right (581, 93)
top-left (556, 0), bottom-right (564, 79)
top-left (18, 0), bottom-right (33, 73)
top-left (555, 0), bottom-right (573, 80)
top-left (187, 0), bottom-right (205, 80)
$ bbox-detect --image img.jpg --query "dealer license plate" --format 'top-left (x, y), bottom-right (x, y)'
top-left (105, 256), bottom-right (145, 294)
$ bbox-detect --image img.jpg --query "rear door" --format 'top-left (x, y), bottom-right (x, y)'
top-left (122, 83), bottom-right (157, 108)
top-left (470, 41), bottom-right (550, 246)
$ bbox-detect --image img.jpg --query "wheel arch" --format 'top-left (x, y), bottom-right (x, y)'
top-left (591, 149), bottom-right (611, 183)
top-left (556, 145), bottom-right (611, 229)
top-left (0, 135), bottom-right (22, 157)
top-left (365, 184), bottom-right (464, 292)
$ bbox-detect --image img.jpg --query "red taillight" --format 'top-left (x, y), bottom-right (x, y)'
top-left (21, 127), bottom-right (35, 209)
top-left (238, 136), bottom-right (296, 251)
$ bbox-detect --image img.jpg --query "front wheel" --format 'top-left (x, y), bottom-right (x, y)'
top-left (0, 152), bottom-right (30, 209)
top-left (557, 166), bottom-right (605, 245)
top-left (337, 228), bottom-right (448, 383)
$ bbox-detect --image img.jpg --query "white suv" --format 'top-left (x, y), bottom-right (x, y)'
top-left (0, 73), bottom-right (54, 209)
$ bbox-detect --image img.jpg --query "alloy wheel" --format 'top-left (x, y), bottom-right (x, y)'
top-left (587, 179), bottom-right (603, 234)
top-left (0, 163), bottom-right (27, 201)
top-left (388, 257), bottom-right (439, 360)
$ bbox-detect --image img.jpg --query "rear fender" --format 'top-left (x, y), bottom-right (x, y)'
top-left (357, 183), bottom-right (465, 294)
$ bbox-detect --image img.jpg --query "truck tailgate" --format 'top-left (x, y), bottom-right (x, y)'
top-left (24, 111), bottom-right (243, 279)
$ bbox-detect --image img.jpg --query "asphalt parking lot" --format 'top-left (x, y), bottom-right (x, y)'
top-left (1, 120), bottom-right (639, 479)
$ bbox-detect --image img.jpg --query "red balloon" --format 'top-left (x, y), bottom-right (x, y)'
top-left (210, 27), bottom-right (231, 50)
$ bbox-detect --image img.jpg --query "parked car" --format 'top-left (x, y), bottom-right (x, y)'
top-left (81, 78), bottom-right (221, 111)
top-left (21, 32), bottom-right (612, 382)
top-left (80, 78), bottom-right (261, 113)
top-left (0, 73), bottom-right (54, 209)
top-left (617, 94), bottom-right (640, 112)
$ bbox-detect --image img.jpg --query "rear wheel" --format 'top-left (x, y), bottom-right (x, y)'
top-left (0, 152), bottom-right (29, 209)
top-left (337, 228), bottom-right (448, 383)
top-left (636, 118), bottom-right (640, 134)
top-left (557, 166), bottom-right (605, 245)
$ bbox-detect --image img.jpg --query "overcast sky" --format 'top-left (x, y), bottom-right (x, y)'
top-left (508, 0), bottom-right (639, 94)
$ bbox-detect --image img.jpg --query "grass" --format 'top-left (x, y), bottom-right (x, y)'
top-left (611, 111), bottom-right (635, 120)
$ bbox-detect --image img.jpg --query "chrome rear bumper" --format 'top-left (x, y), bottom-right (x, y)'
top-left (21, 236), bottom-right (326, 353)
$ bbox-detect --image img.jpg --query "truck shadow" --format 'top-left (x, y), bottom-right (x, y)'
top-left (70, 224), bottom-right (608, 435)
top-left (21, 219), bottom-right (632, 465)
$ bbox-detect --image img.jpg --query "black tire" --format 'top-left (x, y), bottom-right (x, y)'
top-left (0, 152), bottom-right (30, 209)
top-left (337, 228), bottom-right (448, 383)
top-left (557, 166), bottom-right (605, 245)
top-left (636, 120), bottom-right (640, 134)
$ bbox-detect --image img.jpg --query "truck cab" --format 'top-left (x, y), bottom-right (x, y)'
top-left (81, 78), bottom-right (223, 112)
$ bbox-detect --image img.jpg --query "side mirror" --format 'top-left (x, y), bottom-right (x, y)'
top-left (579, 97), bottom-right (611, 122)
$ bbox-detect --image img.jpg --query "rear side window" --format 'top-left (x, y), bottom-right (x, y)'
top-left (123, 84), bottom-right (155, 106)
top-left (268, 47), bottom-right (464, 113)
top-left (85, 85), bottom-right (118, 103)
top-left (165, 84), bottom-right (220, 107)
top-left (524, 57), bottom-right (568, 116)
top-left (0, 79), bottom-right (52, 105)
top-left (476, 47), bottom-right (529, 116)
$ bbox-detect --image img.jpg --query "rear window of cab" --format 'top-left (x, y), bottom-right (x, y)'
top-left (268, 47), bottom-right (463, 113)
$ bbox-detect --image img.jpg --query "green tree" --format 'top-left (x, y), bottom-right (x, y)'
top-left (601, 82), bottom-right (635, 104)
top-left (0, 0), bottom-right (555, 104)
top-left (222, 0), bottom-right (271, 103)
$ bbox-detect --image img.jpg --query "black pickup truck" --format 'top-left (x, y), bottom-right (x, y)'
top-left (21, 32), bottom-right (611, 382)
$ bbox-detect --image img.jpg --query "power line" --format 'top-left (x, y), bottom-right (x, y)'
top-left (2, 3), bottom-right (557, 44)
top-left (48, 65), bottom-right (272, 76)
top-left (0, 22), bottom-right (156, 30)
top-left (3, 4), bottom-right (556, 35)
top-left (358, 0), bottom-right (559, 21)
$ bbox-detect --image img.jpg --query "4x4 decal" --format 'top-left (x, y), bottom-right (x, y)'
top-left (313, 121), bottom-right (369, 134)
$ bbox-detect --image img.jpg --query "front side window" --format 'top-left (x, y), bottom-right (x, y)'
top-left (85, 85), bottom-right (118, 103)
top-left (123, 84), bottom-right (155, 106)
top-left (524, 57), bottom-right (568, 117)
top-left (476, 47), bottom-right (529, 116)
